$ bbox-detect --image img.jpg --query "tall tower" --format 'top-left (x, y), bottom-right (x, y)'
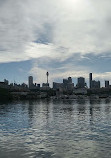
top-left (105, 80), bottom-right (109, 88)
top-left (89, 73), bottom-right (92, 88)
top-left (46, 72), bottom-right (49, 84)
top-left (28, 76), bottom-right (33, 88)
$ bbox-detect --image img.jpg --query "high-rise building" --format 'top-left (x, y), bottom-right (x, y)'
top-left (77, 77), bottom-right (85, 88)
top-left (105, 80), bottom-right (109, 88)
top-left (68, 77), bottom-right (72, 84)
top-left (28, 76), bottom-right (33, 88)
top-left (63, 77), bottom-right (72, 84)
top-left (89, 73), bottom-right (92, 88)
top-left (63, 79), bottom-right (69, 84)
top-left (63, 77), bottom-right (74, 90)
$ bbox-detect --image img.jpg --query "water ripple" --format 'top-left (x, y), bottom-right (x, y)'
top-left (0, 99), bottom-right (111, 158)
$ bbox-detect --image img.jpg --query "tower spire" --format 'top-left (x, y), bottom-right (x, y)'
top-left (46, 72), bottom-right (49, 84)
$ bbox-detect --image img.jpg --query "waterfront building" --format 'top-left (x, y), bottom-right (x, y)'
top-left (53, 77), bottom-right (74, 91)
top-left (42, 83), bottom-right (49, 87)
top-left (53, 82), bottom-right (63, 90)
top-left (105, 80), bottom-right (109, 88)
top-left (41, 83), bottom-right (50, 91)
top-left (73, 87), bottom-right (87, 95)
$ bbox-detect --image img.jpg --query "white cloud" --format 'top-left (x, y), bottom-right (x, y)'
top-left (0, 0), bottom-right (111, 63)
top-left (29, 65), bottom-right (47, 85)
top-left (25, 43), bottom-right (64, 60)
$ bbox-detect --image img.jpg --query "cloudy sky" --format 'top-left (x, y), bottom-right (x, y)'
top-left (0, 0), bottom-right (111, 87)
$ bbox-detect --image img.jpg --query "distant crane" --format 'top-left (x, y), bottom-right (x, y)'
top-left (46, 72), bottom-right (49, 84)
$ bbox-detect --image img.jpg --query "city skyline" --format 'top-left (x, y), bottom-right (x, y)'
top-left (0, 0), bottom-right (111, 86)
top-left (0, 72), bottom-right (111, 89)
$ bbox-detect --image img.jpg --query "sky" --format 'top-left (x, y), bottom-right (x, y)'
top-left (0, 0), bottom-right (111, 87)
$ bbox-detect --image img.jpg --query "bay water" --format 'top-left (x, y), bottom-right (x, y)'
top-left (0, 99), bottom-right (111, 158)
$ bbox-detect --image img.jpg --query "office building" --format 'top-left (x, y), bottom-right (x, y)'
top-left (53, 77), bottom-right (74, 91)
top-left (28, 76), bottom-right (33, 88)
top-left (41, 83), bottom-right (50, 91)
top-left (63, 77), bottom-right (74, 90)
top-left (105, 80), bottom-right (109, 88)
top-left (53, 82), bottom-right (63, 90)
top-left (77, 77), bottom-right (85, 88)
top-left (68, 77), bottom-right (72, 84)
top-left (63, 79), bottom-right (69, 84)
top-left (89, 73), bottom-right (92, 88)
top-left (42, 83), bottom-right (49, 87)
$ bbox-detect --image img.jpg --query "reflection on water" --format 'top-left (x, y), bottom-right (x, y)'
top-left (0, 99), bottom-right (111, 158)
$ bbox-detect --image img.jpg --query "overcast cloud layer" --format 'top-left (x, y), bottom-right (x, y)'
top-left (0, 0), bottom-right (111, 85)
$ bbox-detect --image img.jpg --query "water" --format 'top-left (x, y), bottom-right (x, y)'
top-left (0, 99), bottom-right (111, 158)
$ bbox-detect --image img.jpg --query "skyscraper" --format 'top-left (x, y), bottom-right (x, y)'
top-left (77, 77), bottom-right (85, 88)
top-left (28, 76), bottom-right (33, 88)
top-left (105, 80), bottom-right (109, 88)
top-left (89, 73), bottom-right (92, 88)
